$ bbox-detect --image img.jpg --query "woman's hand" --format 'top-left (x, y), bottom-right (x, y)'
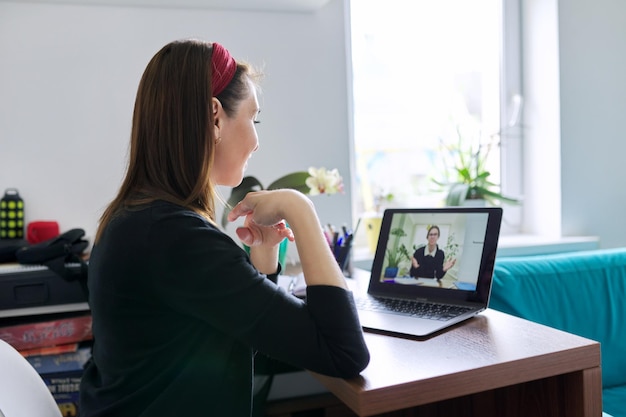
top-left (443, 258), bottom-right (457, 272)
top-left (227, 190), bottom-right (299, 247)
top-left (228, 189), bottom-right (347, 289)
top-left (227, 190), bottom-right (301, 274)
top-left (236, 216), bottom-right (293, 248)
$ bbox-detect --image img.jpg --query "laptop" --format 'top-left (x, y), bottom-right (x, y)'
top-left (355, 207), bottom-right (502, 338)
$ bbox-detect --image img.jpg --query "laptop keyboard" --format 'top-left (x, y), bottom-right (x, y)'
top-left (356, 296), bottom-right (472, 321)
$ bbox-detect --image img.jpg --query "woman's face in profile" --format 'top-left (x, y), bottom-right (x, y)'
top-left (212, 79), bottom-right (260, 187)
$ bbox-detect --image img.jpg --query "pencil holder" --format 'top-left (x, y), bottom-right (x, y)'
top-left (335, 240), bottom-right (353, 277)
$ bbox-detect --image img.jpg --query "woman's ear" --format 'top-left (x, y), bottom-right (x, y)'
top-left (211, 97), bottom-right (223, 140)
top-left (211, 97), bottom-right (222, 126)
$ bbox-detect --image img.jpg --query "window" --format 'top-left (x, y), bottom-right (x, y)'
top-left (349, 0), bottom-right (522, 234)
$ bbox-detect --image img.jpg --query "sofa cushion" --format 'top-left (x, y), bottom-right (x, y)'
top-left (603, 384), bottom-right (626, 417)
top-left (489, 248), bottom-right (626, 389)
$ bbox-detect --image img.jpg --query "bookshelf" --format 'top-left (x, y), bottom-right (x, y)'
top-left (0, 263), bottom-right (91, 417)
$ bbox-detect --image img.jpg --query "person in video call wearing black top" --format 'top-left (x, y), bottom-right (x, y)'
top-left (79, 39), bottom-right (369, 417)
top-left (409, 225), bottom-right (456, 280)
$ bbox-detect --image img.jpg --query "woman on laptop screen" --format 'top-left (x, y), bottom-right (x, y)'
top-left (409, 225), bottom-right (457, 280)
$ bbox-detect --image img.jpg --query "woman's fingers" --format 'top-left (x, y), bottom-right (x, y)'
top-left (227, 199), bottom-right (254, 223)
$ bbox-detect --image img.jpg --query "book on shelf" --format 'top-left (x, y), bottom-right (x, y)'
top-left (45, 374), bottom-right (82, 417)
top-left (0, 311), bottom-right (92, 351)
top-left (25, 345), bottom-right (91, 375)
top-left (26, 345), bottom-right (92, 417)
top-left (20, 341), bottom-right (80, 357)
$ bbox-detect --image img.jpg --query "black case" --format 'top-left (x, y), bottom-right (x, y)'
top-left (0, 264), bottom-right (88, 311)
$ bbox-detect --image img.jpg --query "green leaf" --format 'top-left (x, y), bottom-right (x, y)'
top-left (479, 188), bottom-right (520, 204)
top-left (475, 171), bottom-right (490, 182)
top-left (220, 209), bottom-right (230, 230)
top-left (228, 176), bottom-right (263, 206)
top-left (267, 171), bottom-right (310, 193)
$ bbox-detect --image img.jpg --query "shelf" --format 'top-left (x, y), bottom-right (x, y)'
top-left (497, 235), bottom-right (600, 257)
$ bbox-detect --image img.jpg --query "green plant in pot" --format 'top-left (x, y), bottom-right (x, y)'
top-left (433, 126), bottom-right (519, 207)
top-left (384, 227), bottom-right (410, 278)
top-left (221, 167), bottom-right (344, 266)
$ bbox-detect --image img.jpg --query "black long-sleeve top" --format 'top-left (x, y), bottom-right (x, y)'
top-left (79, 201), bottom-right (369, 416)
top-left (409, 245), bottom-right (446, 279)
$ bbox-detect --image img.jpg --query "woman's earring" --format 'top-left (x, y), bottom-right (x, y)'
top-left (214, 124), bottom-right (221, 144)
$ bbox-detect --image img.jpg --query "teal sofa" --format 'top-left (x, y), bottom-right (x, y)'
top-left (489, 248), bottom-right (626, 417)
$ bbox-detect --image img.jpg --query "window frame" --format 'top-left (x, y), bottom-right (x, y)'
top-left (499, 0), bottom-right (523, 234)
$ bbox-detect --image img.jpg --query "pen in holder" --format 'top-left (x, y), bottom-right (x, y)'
top-left (334, 235), bottom-right (353, 277)
top-left (328, 219), bottom-right (360, 278)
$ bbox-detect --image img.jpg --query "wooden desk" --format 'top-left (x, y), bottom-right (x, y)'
top-left (310, 270), bottom-right (602, 417)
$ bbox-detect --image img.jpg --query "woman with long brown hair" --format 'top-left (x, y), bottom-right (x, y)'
top-left (79, 39), bottom-right (369, 416)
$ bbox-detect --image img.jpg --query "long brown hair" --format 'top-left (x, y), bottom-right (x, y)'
top-left (96, 39), bottom-right (254, 242)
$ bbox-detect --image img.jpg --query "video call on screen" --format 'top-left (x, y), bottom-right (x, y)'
top-left (379, 212), bottom-right (489, 291)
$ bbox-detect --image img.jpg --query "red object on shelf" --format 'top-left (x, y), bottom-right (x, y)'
top-left (26, 221), bottom-right (60, 244)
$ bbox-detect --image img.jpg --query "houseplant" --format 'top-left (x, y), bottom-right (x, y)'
top-left (433, 126), bottom-right (519, 207)
top-left (220, 167), bottom-right (344, 228)
top-left (384, 227), bottom-right (410, 278)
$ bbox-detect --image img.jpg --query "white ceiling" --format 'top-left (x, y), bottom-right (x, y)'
top-left (5, 0), bottom-right (332, 12)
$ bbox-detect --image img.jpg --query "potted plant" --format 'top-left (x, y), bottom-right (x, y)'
top-left (433, 126), bottom-right (520, 207)
top-left (384, 227), bottom-right (410, 278)
top-left (220, 167), bottom-right (344, 228)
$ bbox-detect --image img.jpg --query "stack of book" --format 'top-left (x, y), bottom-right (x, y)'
top-left (0, 263), bottom-right (91, 417)
top-left (0, 312), bottom-right (93, 416)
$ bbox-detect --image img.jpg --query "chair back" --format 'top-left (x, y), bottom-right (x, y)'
top-left (0, 339), bottom-right (62, 417)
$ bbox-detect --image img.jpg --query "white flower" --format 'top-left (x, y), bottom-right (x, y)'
top-left (305, 167), bottom-right (344, 196)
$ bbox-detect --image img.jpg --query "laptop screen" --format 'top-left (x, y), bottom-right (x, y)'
top-left (369, 207), bottom-right (502, 303)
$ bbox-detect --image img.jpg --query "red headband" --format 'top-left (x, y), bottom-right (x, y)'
top-left (211, 42), bottom-right (237, 96)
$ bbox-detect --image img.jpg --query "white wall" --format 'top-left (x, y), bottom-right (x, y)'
top-left (519, 0), bottom-right (626, 249)
top-left (557, 0), bottom-right (626, 249)
top-left (0, 0), bottom-right (353, 251)
top-left (3, 0), bottom-right (626, 251)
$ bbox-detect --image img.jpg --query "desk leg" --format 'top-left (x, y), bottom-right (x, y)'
top-left (562, 367), bottom-right (603, 417)
top-left (475, 367), bottom-right (603, 417)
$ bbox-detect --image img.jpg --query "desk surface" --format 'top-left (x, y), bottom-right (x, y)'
top-left (310, 269), bottom-right (602, 416)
